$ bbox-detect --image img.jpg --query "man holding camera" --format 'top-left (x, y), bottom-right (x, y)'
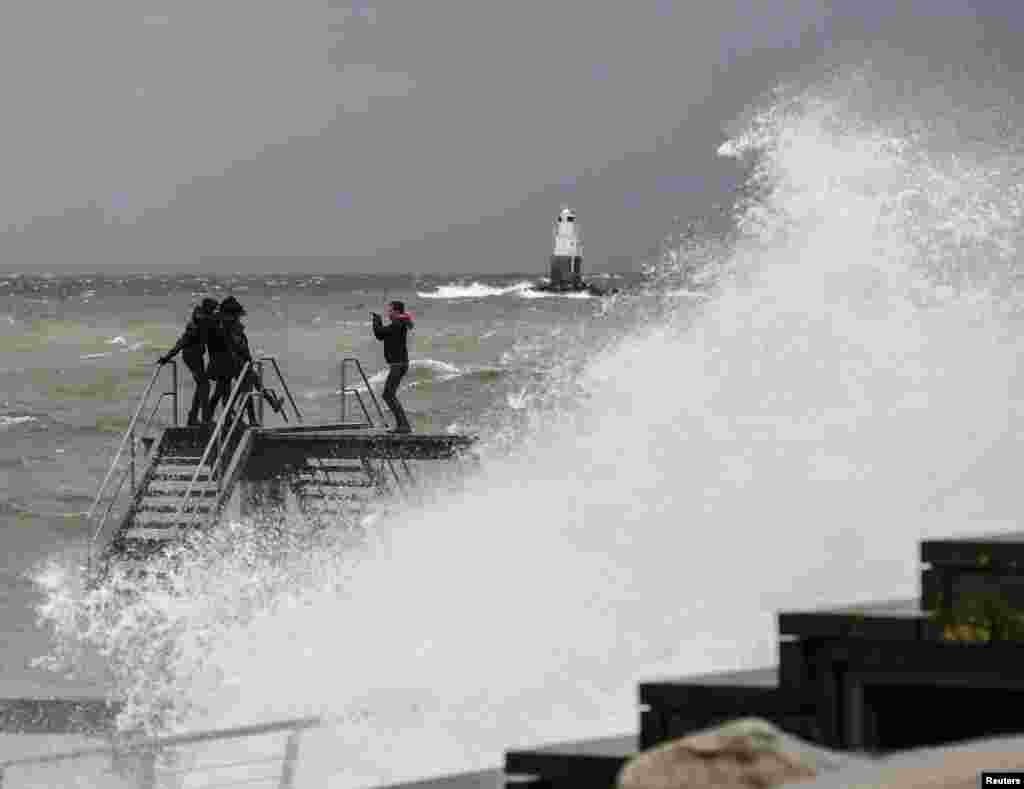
top-left (371, 300), bottom-right (414, 434)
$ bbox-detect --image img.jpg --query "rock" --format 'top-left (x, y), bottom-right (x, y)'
top-left (778, 733), bottom-right (1024, 789)
top-left (618, 718), bottom-right (870, 789)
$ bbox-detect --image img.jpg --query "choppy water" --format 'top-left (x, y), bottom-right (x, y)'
top-left (16, 52), bottom-right (1024, 789)
top-left (0, 272), bottom-right (636, 697)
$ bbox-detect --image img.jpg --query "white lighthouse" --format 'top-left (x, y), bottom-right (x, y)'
top-left (548, 205), bottom-right (583, 289)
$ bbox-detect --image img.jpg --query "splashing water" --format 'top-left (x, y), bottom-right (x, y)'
top-left (37, 61), bottom-right (1024, 787)
top-left (417, 281), bottom-right (536, 299)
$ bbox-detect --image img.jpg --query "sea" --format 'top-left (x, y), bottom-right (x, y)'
top-left (5, 53), bottom-right (1024, 788)
top-left (0, 271), bottom-right (637, 687)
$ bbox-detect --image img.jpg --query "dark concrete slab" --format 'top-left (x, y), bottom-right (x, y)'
top-left (245, 429), bottom-right (477, 474)
top-left (639, 666), bottom-right (819, 749)
top-left (372, 768), bottom-right (507, 789)
top-left (505, 734), bottom-right (636, 788)
top-left (921, 532), bottom-right (1024, 568)
top-left (778, 599), bottom-right (928, 641)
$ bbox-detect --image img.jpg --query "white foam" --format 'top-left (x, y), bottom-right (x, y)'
top-left (417, 281), bottom-right (535, 299)
top-left (348, 359), bottom-right (464, 389)
top-left (0, 415), bottom-right (37, 428)
top-left (518, 288), bottom-right (593, 300)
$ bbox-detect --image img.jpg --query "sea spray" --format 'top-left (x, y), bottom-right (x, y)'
top-left (35, 60), bottom-right (1024, 787)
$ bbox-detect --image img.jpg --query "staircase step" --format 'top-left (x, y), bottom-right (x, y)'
top-left (292, 477), bottom-right (376, 488)
top-left (123, 526), bottom-right (193, 542)
top-left (138, 499), bottom-right (215, 514)
top-left (301, 494), bottom-right (374, 506)
top-left (153, 465), bottom-right (215, 480)
top-left (302, 462), bottom-right (367, 473)
top-left (133, 510), bottom-right (210, 526)
top-left (299, 488), bottom-right (377, 499)
top-left (301, 491), bottom-right (373, 501)
top-left (146, 480), bottom-right (219, 495)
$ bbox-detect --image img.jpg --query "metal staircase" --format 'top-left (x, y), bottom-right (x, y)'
top-left (337, 356), bottom-right (416, 492)
top-left (284, 358), bottom-right (415, 524)
top-left (291, 457), bottom-right (382, 525)
top-left (86, 356), bottom-right (468, 575)
top-left (125, 454), bottom-right (218, 544)
top-left (87, 356), bottom-right (302, 571)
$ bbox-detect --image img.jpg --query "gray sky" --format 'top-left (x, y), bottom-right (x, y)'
top-left (2, 1), bottom-right (1023, 274)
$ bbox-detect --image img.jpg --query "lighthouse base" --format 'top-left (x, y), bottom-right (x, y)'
top-left (548, 255), bottom-right (582, 288)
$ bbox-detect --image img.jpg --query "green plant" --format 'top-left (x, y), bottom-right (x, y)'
top-left (935, 589), bottom-right (1024, 642)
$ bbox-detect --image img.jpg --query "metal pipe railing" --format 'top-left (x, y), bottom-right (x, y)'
top-left (87, 362), bottom-right (179, 567)
top-left (260, 356), bottom-right (302, 423)
top-left (172, 360), bottom-right (179, 426)
top-left (87, 365), bottom-right (164, 521)
top-left (339, 358), bottom-right (389, 427)
top-left (174, 355), bottom-right (303, 532)
top-left (174, 361), bottom-right (253, 525)
top-left (0, 715), bottom-right (321, 789)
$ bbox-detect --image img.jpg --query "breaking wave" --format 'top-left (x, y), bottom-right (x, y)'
top-left (35, 55), bottom-right (1024, 787)
top-left (417, 281), bottom-right (535, 299)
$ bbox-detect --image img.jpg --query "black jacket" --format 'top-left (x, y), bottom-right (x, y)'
top-left (164, 316), bottom-right (207, 371)
top-left (373, 313), bottom-right (413, 365)
top-left (206, 315), bottom-right (250, 379)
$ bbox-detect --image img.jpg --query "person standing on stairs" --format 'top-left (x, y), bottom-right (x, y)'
top-left (371, 300), bottom-right (414, 434)
top-left (158, 297), bottom-right (219, 426)
top-left (209, 296), bottom-right (284, 426)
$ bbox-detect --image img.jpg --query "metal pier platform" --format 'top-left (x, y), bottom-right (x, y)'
top-left (86, 358), bottom-right (478, 566)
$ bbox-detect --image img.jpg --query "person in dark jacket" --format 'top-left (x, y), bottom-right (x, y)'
top-left (158, 297), bottom-right (219, 425)
top-left (208, 296), bottom-right (283, 426)
top-left (205, 300), bottom-right (237, 423)
top-left (372, 300), bottom-right (414, 433)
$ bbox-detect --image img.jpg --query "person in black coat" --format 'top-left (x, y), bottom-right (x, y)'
top-left (372, 300), bottom-right (414, 433)
top-left (207, 296), bottom-right (283, 426)
top-left (158, 297), bottom-right (219, 425)
top-left (206, 297), bottom-right (243, 423)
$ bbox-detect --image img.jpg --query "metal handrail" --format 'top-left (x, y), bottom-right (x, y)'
top-left (159, 355), bottom-right (301, 540)
top-left (174, 362), bottom-right (254, 525)
top-left (187, 390), bottom-right (259, 531)
top-left (0, 715), bottom-right (321, 789)
top-left (258, 356), bottom-right (303, 424)
top-left (87, 365), bottom-right (163, 520)
top-left (339, 357), bottom-right (388, 427)
top-left (87, 361), bottom-right (179, 566)
top-left (175, 355), bottom-right (303, 528)
top-left (339, 357), bottom-right (421, 493)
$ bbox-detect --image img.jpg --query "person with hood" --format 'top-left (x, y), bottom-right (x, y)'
top-left (205, 297), bottom-right (238, 423)
top-left (208, 296), bottom-right (283, 426)
top-left (158, 297), bottom-right (219, 426)
top-left (371, 300), bottom-right (414, 433)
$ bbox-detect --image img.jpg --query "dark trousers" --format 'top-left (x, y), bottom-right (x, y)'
top-left (209, 376), bottom-right (234, 422)
top-left (210, 373), bottom-right (259, 426)
top-left (382, 363), bottom-right (410, 430)
top-left (186, 364), bottom-right (211, 425)
top-left (237, 369), bottom-right (260, 425)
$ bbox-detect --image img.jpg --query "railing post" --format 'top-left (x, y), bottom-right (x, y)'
top-left (129, 427), bottom-right (136, 493)
top-left (340, 360), bottom-right (347, 423)
top-left (278, 730), bottom-right (303, 789)
top-left (257, 361), bottom-right (265, 426)
top-left (171, 361), bottom-right (179, 426)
